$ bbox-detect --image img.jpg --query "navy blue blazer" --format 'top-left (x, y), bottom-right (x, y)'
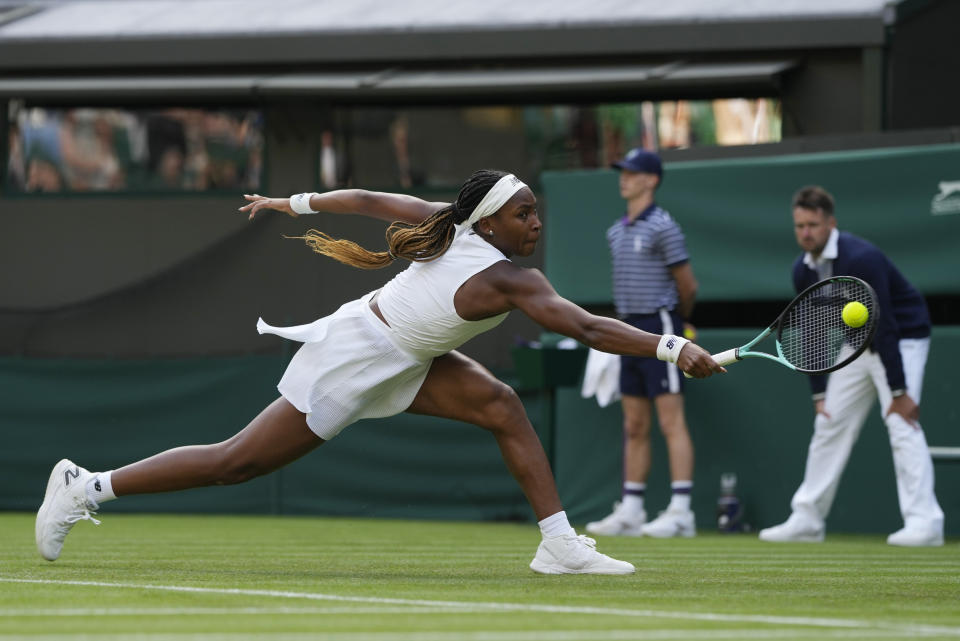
top-left (792, 231), bottom-right (930, 395)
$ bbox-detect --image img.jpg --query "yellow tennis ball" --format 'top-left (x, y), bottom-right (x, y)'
top-left (842, 301), bottom-right (869, 328)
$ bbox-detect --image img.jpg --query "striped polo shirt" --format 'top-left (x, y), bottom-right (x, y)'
top-left (607, 203), bottom-right (689, 316)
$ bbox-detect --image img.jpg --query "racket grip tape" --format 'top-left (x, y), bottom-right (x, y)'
top-left (712, 348), bottom-right (740, 366)
top-left (682, 348), bottom-right (741, 378)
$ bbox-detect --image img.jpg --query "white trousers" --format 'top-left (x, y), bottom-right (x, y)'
top-left (790, 338), bottom-right (944, 531)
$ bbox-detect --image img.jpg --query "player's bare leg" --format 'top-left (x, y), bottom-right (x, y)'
top-left (111, 397), bottom-right (323, 495)
top-left (36, 398), bottom-right (322, 560)
top-left (407, 351), bottom-right (560, 520)
top-left (408, 350), bottom-right (634, 574)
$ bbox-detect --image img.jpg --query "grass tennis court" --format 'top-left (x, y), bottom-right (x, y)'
top-left (1, 512), bottom-right (957, 640)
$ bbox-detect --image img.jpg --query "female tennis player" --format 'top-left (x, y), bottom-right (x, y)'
top-left (36, 169), bottom-right (725, 574)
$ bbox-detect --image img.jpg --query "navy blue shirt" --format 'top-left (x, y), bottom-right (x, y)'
top-left (792, 231), bottom-right (930, 394)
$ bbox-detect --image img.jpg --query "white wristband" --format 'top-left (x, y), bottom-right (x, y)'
top-left (656, 334), bottom-right (689, 364)
top-left (290, 192), bottom-right (320, 215)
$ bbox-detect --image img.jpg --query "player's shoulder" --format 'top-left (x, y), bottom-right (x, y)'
top-left (479, 259), bottom-right (542, 285)
top-left (485, 263), bottom-right (556, 299)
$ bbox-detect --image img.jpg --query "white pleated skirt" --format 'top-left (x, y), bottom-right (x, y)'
top-left (257, 293), bottom-right (433, 440)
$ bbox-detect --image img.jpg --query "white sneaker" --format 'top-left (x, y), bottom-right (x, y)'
top-left (585, 502), bottom-right (646, 537)
top-left (641, 508), bottom-right (696, 538)
top-left (530, 532), bottom-right (635, 575)
top-left (758, 514), bottom-right (824, 543)
top-left (36, 459), bottom-right (101, 561)
top-left (887, 524), bottom-right (944, 547)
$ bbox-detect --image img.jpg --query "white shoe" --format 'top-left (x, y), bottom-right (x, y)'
top-left (641, 508), bottom-right (696, 538)
top-left (758, 514), bottom-right (824, 543)
top-left (36, 459), bottom-right (100, 561)
top-left (585, 502), bottom-right (646, 537)
top-left (887, 524), bottom-right (944, 547)
top-left (530, 531), bottom-right (635, 575)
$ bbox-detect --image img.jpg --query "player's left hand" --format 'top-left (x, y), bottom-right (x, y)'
top-left (239, 194), bottom-right (298, 220)
top-left (886, 394), bottom-right (920, 428)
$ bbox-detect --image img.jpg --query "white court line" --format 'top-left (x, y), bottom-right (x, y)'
top-left (0, 608), bottom-right (952, 639)
top-left (0, 607), bottom-right (947, 638)
top-left (0, 629), bottom-right (949, 641)
top-left (2, 577), bottom-right (958, 637)
top-left (0, 606), bottom-right (487, 616)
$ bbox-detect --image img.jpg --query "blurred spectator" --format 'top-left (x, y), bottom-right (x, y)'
top-left (59, 110), bottom-right (122, 190)
top-left (599, 104), bottom-right (640, 166)
top-left (9, 106), bottom-right (261, 193)
top-left (571, 108), bottom-right (600, 168)
top-left (7, 122), bottom-right (25, 188)
top-left (146, 113), bottom-right (188, 190)
top-left (25, 153), bottom-right (65, 192)
top-left (390, 115), bottom-right (413, 189)
top-left (320, 130), bottom-right (338, 189)
top-left (19, 108), bottom-right (65, 184)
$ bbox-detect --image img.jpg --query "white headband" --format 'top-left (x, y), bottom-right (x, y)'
top-left (455, 174), bottom-right (527, 235)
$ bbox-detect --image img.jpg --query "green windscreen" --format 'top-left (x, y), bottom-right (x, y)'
top-left (543, 144), bottom-right (960, 303)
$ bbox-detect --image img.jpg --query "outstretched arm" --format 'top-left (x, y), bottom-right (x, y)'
top-left (238, 190), bottom-right (449, 225)
top-left (462, 263), bottom-right (725, 378)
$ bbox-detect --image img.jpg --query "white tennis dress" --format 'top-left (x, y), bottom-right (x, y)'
top-left (257, 231), bottom-right (510, 440)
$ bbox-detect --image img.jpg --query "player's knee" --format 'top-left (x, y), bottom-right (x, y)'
top-left (478, 382), bottom-right (525, 432)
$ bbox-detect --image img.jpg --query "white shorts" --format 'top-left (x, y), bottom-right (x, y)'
top-left (259, 294), bottom-right (433, 440)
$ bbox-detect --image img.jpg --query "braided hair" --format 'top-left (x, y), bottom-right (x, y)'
top-left (294, 169), bottom-right (508, 270)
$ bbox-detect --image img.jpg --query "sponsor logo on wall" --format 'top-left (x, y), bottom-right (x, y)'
top-left (931, 181), bottom-right (960, 215)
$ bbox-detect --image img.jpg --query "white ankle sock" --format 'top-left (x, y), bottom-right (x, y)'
top-left (622, 481), bottom-right (646, 514)
top-left (86, 471), bottom-right (117, 506)
top-left (668, 481), bottom-right (692, 511)
top-left (538, 511), bottom-right (575, 538)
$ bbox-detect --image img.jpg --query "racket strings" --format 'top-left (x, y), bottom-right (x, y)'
top-left (779, 279), bottom-right (876, 372)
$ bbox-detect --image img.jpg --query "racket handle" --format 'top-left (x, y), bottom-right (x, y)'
top-left (712, 348), bottom-right (740, 366)
top-left (683, 348), bottom-right (740, 378)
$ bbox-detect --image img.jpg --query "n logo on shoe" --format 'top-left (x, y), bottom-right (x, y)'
top-left (64, 467), bottom-right (80, 486)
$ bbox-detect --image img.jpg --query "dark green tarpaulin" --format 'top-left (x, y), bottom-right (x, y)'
top-left (544, 144), bottom-right (960, 303)
top-left (2, 328), bottom-right (956, 534)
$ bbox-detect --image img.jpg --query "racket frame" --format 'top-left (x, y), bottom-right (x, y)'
top-left (721, 276), bottom-right (879, 375)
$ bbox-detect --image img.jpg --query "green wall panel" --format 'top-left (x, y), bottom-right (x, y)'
top-left (543, 144), bottom-right (960, 303)
top-left (553, 327), bottom-right (960, 536)
top-left (0, 355), bottom-right (528, 521)
top-left (2, 329), bottom-right (956, 535)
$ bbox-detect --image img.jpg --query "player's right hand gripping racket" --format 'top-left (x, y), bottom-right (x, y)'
top-left (686, 276), bottom-right (878, 377)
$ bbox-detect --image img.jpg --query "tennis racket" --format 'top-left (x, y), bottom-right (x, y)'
top-left (685, 276), bottom-right (878, 377)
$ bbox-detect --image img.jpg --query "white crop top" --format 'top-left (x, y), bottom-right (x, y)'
top-left (376, 231), bottom-right (510, 360)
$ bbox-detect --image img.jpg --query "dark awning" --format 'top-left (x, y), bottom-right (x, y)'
top-left (0, 60), bottom-right (797, 103)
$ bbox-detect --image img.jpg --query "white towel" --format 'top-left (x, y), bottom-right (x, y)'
top-left (580, 348), bottom-right (622, 408)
